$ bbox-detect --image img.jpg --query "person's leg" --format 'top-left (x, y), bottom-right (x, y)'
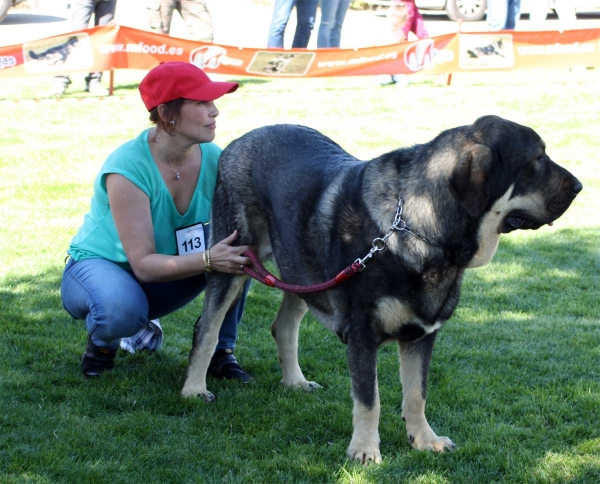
top-left (180, 0), bottom-right (213, 42)
top-left (61, 258), bottom-right (151, 349)
top-left (555, 0), bottom-right (576, 30)
top-left (329, 0), bottom-right (351, 48)
top-left (486, 0), bottom-right (508, 30)
top-left (293, 0), bottom-right (318, 48)
top-left (528, 0), bottom-right (547, 30)
top-left (144, 274), bottom-right (249, 350)
top-left (52, 75), bottom-right (71, 96)
top-left (84, 0), bottom-right (117, 92)
top-left (53, 0), bottom-right (94, 95)
top-left (413, 9), bottom-right (429, 39)
top-left (68, 0), bottom-right (95, 30)
top-left (214, 279), bottom-right (251, 351)
top-left (207, 279), bottom-right (252, 382)
top-left (504, 0), bottom-right (521, 30)
top-left (62, 257), bottom-right (209, 375)
top-left (93, 0), bottom-right (116, 26)
top-left (141, 274), bottom-right (207, 320)
top-left (267, 0), bottom-right (295, 48)
top-left (159, 0), bottom-right (177, 35)
top-left (317, 0), bottom-right (336, 48)
top-left (147, 0), bottom-right (162, 31)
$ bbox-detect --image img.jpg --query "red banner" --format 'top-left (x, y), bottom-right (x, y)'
top-left (1, 25), bottom-right (599, 79)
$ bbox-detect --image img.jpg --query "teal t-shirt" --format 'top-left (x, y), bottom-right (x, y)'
top-left (68, 129), bottom-right (221, 270)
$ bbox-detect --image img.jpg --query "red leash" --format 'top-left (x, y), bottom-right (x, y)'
top-left (243, 250), bottom-right (363, 294)
top-left (239, 198), bottom-right (435, 294)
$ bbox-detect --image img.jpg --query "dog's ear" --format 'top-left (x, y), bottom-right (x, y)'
top-left (449, 144), bottom-right (494, 218)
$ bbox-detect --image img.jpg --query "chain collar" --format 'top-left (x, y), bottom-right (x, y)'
top-left (355, 196), bottom-right (436, 271)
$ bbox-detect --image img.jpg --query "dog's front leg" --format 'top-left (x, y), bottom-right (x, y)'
top-left (272, 292), bottom-right (322, 392)
top-left (399, 331), bottom-right (455, 452)
top-left (346, 333), bottom-right (382, 464)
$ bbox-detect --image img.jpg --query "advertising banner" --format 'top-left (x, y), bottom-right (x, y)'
top-left (1, 25), bottom-right (599, 79)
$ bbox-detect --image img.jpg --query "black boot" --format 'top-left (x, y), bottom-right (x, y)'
top-left (81, 335), bottom-right (117, 377)
top-left (207, 349), bottom-right (252, 383)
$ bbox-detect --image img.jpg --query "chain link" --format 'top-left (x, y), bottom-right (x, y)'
top-left (354, 197), bottom-right (432, 271)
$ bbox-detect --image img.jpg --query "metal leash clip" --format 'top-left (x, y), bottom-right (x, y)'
top-left (354, 197), bottom-right (433, 270)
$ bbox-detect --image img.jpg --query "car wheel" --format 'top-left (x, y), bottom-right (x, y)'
top-left (0, 0), bottom-right (11, 23)
top-left (446, 0), bottom-right (487, 22)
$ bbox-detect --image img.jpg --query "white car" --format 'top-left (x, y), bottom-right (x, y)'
top-left (414, 0), bottom-right (600, 22)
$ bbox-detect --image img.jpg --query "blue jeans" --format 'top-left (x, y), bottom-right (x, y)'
top-left (267, 0), bottom-right (318, 48)
top-left (61, 257), bottom-right (250, 351)
top-left (317, 0), bottom-right (351, 48)
top-left (486, 0), bottom-right (521, 30)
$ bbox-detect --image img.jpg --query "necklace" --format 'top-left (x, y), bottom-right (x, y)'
top-left (166, 148), bottom-right (193, 181)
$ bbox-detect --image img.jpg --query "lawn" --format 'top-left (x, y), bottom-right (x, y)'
top-left (0, 67), bottom-right (599, 483)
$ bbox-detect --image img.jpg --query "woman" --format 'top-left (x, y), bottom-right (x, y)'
top-left (317, 0), bottom-right (351, 48)
top-left (61, 61), bottom-right (253, 380)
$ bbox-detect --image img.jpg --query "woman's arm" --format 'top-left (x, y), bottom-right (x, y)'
top-left (107, 173), bottom-right (251, 283)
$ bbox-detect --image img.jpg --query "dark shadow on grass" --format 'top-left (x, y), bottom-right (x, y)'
top-left (458, 227), bottom-right (599, 319)
top-left (0, 265), bottom-right (65, 329)
top-left (1, 227), bottom-right (598, 481)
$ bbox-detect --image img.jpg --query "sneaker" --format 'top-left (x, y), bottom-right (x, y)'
top-left (119, 319), bottom-right (163, 354)
top-left (52, 77), bottom-right (71, 97)
top-left (377, 74), bottom-right (398, 86)
top-left (86, 81), bottom-right (109, 96)
top-left (207, 349), bottom-right (252, 383)
top-left (81, 335), bottom-right (117, 377)
top-left (393, 74), bottom-right (410, 87)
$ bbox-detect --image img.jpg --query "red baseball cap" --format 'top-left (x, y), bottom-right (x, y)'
top-left (139, 61), bottom-right (239, 111)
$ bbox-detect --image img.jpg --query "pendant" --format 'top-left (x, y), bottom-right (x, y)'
top-left (175, 173), bottom-right (180, 180)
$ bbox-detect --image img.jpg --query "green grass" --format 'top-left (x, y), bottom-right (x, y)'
top-left (1, 67), bottom-right (599, 483)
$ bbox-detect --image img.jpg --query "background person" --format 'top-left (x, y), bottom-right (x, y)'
top-left (267, 0), bottom-right (318, 48)
top-left (378, 0), bottom-right (429, 87)
top-left (53, 0), bottom-right (117, 96)
top-left (396, 0), bottom-right (428, 41)
top-left (530, 0), bottom-right (576, 31)
top-left (317, 0), bottom-right (351, 48)
top-left (148, 0), bottom-right (214, 42)
top-left (60, 62), bottom-right (252, 381)
top-left (486, 0), bottom-right (521, 30)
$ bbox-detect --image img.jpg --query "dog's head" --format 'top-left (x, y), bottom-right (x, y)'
top-left (449, 115), bottom-right (582, 234)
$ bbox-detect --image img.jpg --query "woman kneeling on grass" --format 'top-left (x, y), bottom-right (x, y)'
top-left (61, 61), bottom-right (253, 380)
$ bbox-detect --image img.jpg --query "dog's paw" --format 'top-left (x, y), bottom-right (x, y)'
top-left (303, 380), bottom-right (323, 392)
top-left (281, 379), bottom-right (322, 392)
top-left (181, 387), bottom-right (216, 402)
top-left (347, 447), bottom-right (382, 465)
top-left (410, 433), bottom-right (455, 452)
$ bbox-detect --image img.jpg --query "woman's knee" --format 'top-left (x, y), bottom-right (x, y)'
top-left (88, 296), bottom-right (148, 343)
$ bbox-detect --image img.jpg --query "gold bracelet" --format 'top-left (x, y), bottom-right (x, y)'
top-left (204, 248), bottom-right (212, 273)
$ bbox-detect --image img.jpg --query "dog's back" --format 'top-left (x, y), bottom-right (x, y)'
top-left (211, 125), bottom-right (364, 253)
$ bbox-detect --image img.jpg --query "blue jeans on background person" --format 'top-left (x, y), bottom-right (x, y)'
top-left (267, 0), bottom-right (318, 48)
top-left (486, 0), bottom-right (521, 30)
top-left (61, 257), bottom-right (250, 351)
top-left (317, 0), bottom-right (351, 48)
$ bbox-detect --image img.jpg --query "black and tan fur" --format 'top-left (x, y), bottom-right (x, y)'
top-left (182, 115), bottom-right (582, 463)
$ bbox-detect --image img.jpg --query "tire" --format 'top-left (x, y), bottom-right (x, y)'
top-left (0, 0), bottom-right (11, 24)
top-left (446, 0), bottom-right (487, 22)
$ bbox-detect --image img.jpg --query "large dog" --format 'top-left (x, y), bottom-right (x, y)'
top-left (182, 115), bottom-right (582, 463)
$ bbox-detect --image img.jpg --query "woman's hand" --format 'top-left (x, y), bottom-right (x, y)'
top-left (208, 230), bottom-right (253, 275)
